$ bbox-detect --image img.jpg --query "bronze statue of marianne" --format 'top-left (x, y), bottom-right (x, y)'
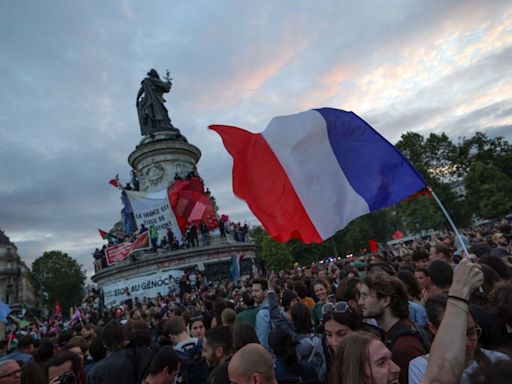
top-left (136, 69), bottom-right (174, 136)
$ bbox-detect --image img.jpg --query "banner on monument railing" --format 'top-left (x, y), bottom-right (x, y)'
top-left (105, 231), bottom-right (150, 266)
top-left (102, 269), bottom-right (183, 307)
top-left (125, 189), bottom-right (182, 242)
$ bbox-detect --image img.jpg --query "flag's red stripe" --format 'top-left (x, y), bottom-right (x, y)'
top-left (209, 125), bottom-right (321, 243)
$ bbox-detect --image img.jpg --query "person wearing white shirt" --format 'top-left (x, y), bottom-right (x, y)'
top-left (408, 292), bottom-right (508, 383)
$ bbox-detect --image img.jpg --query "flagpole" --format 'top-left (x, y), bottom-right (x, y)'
top-left (427, 186), bottom-right (470, 257)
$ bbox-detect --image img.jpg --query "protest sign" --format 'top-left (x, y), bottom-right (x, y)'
top-left (102, 269), bottom-right (183, 307)
top-left (105, 231), bottom-right (150, 266)
top-left (126, 189), bottom-right (182, 241)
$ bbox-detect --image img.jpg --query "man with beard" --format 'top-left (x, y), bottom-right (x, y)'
top-left (202, 326), bottom-right (233, 384)
top-left (359, 271), bottom-right (427, 384)
top-left (252, 279), bottom-right (271, 351)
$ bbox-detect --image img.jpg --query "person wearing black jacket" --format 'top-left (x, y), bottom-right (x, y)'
top-left (86, 321), bottom-right (152, 384)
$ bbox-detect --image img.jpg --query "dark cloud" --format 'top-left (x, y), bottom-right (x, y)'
top-left (442, 100), bottom-right (512, 140)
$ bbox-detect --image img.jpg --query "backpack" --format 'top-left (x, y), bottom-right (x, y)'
top-left (174, 339), bottom-right (209, 384)
top-left (296, 334), bottom-right (326, 381)
top-left (385, 323), bottom-right (432, 352)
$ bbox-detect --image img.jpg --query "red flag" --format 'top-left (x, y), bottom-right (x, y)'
top-left (108, 178), bottom-right (120, 188)
top-left (368, 240), bottom-right (379, 253)
top-left (130, 231), bottom-right (150, 252)
top-left (168, 177), bottom-right (219, 233)
top-left (392, 230), bottom-right (404, 240)
top-left (98, 229), bottom-right (118, 242)
top-left (55, 302), bottom-right (62, 317)
top-left (105, 243), bottom-right (132, 266)
top-left (220, 214), bottom-right (229, 222)
top-left (403, 187), bottom-right (432, 201)
top-left (105, 231), bottom-right (150, 266)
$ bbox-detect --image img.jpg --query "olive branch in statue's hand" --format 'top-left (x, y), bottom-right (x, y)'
top-left (165, 69), bottom-right (172, 82)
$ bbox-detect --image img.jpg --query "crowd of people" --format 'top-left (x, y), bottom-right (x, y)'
top-left (93, 219), bottom-right (250, 272)
top-left (2, 220), bottom-right (512, 384)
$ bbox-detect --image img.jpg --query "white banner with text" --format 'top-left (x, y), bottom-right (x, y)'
top-left (126, 189), bottom-right (182, 242)
top-left (102, 269), bottom-right (184, 308)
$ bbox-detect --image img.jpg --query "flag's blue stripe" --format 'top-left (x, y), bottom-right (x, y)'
top-left (315, 108), bottom-right (426, 211)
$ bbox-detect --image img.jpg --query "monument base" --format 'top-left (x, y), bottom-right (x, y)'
top-left (91, 239), bottom-right (257, 305)
top-left (128, 132), bottom-right (201, 192)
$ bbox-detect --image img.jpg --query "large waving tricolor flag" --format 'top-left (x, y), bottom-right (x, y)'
top-left (210, 108), bottom-right (426, 243)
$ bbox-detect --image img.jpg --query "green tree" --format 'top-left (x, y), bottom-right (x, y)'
top-left (455, 132), bottom-right (512, 177)
top-left (464, 161), bottom-right (512, 219)
top-left (395, 132), bottom-right (472, 228)
top-left (331, 209), bottom-right (396, 257)
top-left (260, 234), bottom-right (294, 272)
top-left (395, 132), bottom-right (427, 172)
top-left (30, 251), bottom-right (86, 314)
top-left (251, 226), bottom-right (331, 268)
top-left (394, 195), bottom-right (445, 231)
top-left (424, 133), bottom-right (458, 179)
top-left (288, 239), bottom-right (332, 266)
top-left (396, 131), bottom-right (457, 182)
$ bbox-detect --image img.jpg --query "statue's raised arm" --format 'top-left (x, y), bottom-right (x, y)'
top-left (136, 69), bottom-right (174, 136)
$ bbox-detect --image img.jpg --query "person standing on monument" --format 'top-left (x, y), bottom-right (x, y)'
top-left (189, 223), bottom-right (199, 248)
top-left (200, 221), bottom-right (209, 246)
top-left (136, 69), bottom-right (172, 136)
top-left (150, 225), bottom-right (159, 252)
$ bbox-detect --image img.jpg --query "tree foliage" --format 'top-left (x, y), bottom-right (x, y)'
top-left (395, 131), bottom-right (511, 224)
top-left (455, 132), bottom-right (512, 177)
top-left (251, 227), bottom-right (332, 268)
top-left (331, 209), bottom-right (395, 256)
top-left (30, 251), bottom-right (86, 313)
top-left (464, 162), bottom-right (512, 219)
top-left (260, 233), bottom-right (294, 272)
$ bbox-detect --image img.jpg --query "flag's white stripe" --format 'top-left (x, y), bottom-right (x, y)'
top-left (262, 109), bottom-right (370, 239)
top-left (189, 202), bottom-right (207, 221)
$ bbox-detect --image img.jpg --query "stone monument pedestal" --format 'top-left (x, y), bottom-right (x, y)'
top-left (92, 69), bottom-right (257, 302)
top-left (128, 131), bottom-right (201, 192)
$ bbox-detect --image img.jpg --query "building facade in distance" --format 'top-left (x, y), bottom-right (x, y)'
top-left (0, 230), bottom-right (37, 311)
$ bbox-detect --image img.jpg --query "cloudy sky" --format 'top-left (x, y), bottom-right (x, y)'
top-left (1, 1), bottom-right (511, 276)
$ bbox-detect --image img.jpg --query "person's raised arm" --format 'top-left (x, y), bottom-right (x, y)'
top-left (421, 259), bottom-right (483, 384)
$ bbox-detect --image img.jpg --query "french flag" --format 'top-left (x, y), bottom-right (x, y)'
top-left (210, 108), bottom-right (426, 243)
